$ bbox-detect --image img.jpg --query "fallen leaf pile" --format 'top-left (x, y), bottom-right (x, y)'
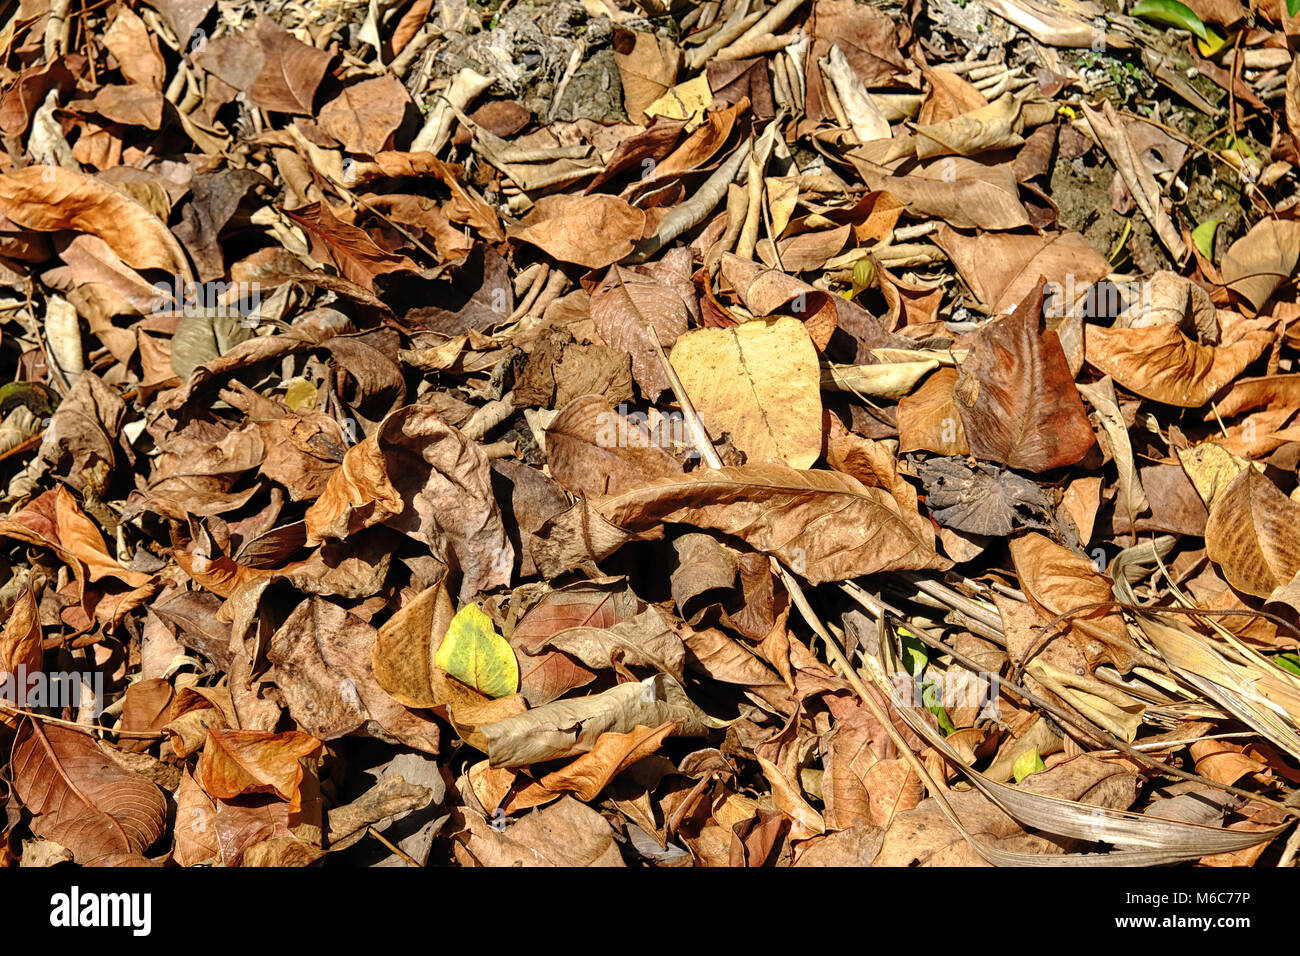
top-left (1, 0), bottom-right (1300, 868)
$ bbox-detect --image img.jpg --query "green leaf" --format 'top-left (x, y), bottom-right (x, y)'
top-left (932, 703), bottom-right (957, 734)
top-left (1192, 218), bottom-right (1222, 260)
top-left (1290, 0), bottom-right (1300, 18)
top-left (898, 626), bottom-right (927, 678)
top-left (1226, 135), bottom-right (1258, 162)
top-left (1276, 653), bottom-right (1300, 678)
top-left (434, 604), bottom-right (519, 699)
top-left (1012, 747), bottom-right (1046, 783)
top-left (0, 381), bottom-right (55, 419)
top-left (1131, 0), bottom-right (1211, 40)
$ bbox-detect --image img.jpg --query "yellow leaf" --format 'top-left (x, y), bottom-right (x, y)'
top-left (1012, 746), bottom-right (1045, 782)
top-left (1176, 442), bottom-right (1257, 509)
top-left (284, 378), bottom-right (319, 412)
top-left (434, 604), bottom-right (518, 699)
top-left (644, 76), bottom-right (712, 131)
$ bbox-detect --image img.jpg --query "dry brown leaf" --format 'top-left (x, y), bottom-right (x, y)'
top-left (1205, 465), bottom-right (1300, 598)
top-left (509, 195), bottom-right (648, 269)
top-left (953, 285), bottom-right (1096, 472)
top-left (1220, 218), bottom-right (1300, 312)
top-left (913, 93), bottom-right (1024, 159)
top-left (1082, 102), bottom-right (1186, 261)
top-left (537, 607), bottom-right (687, 684)
top-left (284, 202), bottom-right (415, 292)
top-left (196, 729), bottom-right (322, 812)
top-left (612, 29), bottom-right (682, 125)
top-left (195, 18), bottom-right (333, 115)
top-left (1009, 532), bottom-right (1144, 673)
top-left (539, 721), bottom-right (676, 801)
top-left (669, 317), bottom-right (822, 469)
top-left (304, 405), bottom-right (512, 603)
top-left (589, 252), bottom-right (698, 400)
top-left (454, 796), bottom-right (624, 866)
top-left (103, 6), bottom-right (166, 90)
top-left (0, 589), bottom-right (42, 729)
top-left (919, 68), bottom-right (989, 124)
top-left (897, 368), bottom-right (971, 456)
top-left (11, 721), bottom-right (167, 863)
top-left (1077, 376), bottom-right (1149, 525)
top-left (934, 227), bottom-right (1110, 315)
top-left (373, 578), bottom-right (454, 708)
top-left (0, 166), bottom-right (190, 276)
top-left (851, 156), bottom-right (1028, 231)
top-left (546, 395), bottom-right (684, 499)
top-left (479, 676), bottom-right (713, 767)
top-left (318, 75), bottom-right (411, 155)
top-left (596, 463), bottom-right (947, 584)
top-left (269, 597), bottom-right (441, 753)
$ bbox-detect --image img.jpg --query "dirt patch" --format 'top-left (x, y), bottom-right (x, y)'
top-left (925, 0), bottom-right (1018, 60)
top-left (1050, 154), bottom-right (1170, 273)
top-left (433, 0), bottom-right (628, 125)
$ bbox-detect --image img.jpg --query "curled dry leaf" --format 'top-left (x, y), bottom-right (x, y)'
top-left (537, 607), bottom-right (687, 684)
top-left (196, 729), bottom-right (323, 812)
top-left (479, 676), bottom-right (714, 768)
top-left (0, 165), bottom-right (190, 276)
top-left (851, 156), bottom-right (1029, 231)
top-left (304, 405), bottom-right (513, 603)
top-left (1081, 102), bottom-right (1186, 261)
top-left (0, 485), bottom-right (152, 587)
top-left (913, 92), bottom-right (1024, 159)
top-left (1085, 323), bottom-right (1273, 408)
top-left (1010, 533), bottom-right (1145, 673)
top-left (284, 202), bottom-right (415, 292)
top-left (1220, 218), bottom-right (1300, 312)
top-left (918, 67), bottom-right (989, 124)
top-left (0, 589), bottom-right (41, 728)
top-left (325, 772), bottom-right (436, 852)
top-left (718, 254), bottom-right (839, 351)
top-left (1077, 376), bottom-right (1149, 525)
top-left (373, 577), bottom-right (453, 709)
top-left (538, 721), bottom-right (677, 802)
top-left (1118, 270), bottom-right (1218, 342)
top-left (671, 532), bottom-right (742, 621)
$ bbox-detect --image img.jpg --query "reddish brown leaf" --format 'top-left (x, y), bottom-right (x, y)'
top-left (954, 284), bottom-right (1096, 472)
